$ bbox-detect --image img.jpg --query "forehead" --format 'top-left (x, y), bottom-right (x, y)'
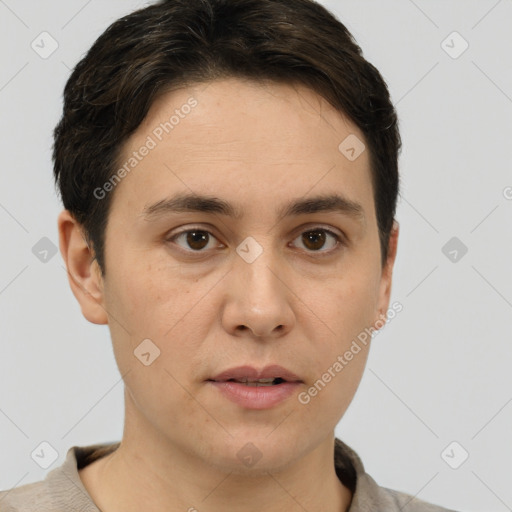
top-left (110, 78), bottom-right (375, 222)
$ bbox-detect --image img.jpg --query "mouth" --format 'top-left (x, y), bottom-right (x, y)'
top-left (206, 365), bottom-right (303, 409)
top-left (207, 377), bottom-right (289, 387)
top-left (207, 364), bottom-right (303, 385)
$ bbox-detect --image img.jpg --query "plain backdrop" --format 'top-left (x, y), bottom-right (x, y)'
top-left (0, 1), bottom-right (511, 511)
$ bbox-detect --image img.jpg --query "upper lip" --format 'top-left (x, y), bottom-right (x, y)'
top-left (208, 365), bottom-right (302, 383)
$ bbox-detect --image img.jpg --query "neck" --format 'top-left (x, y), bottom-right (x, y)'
top-left (79, 390), bottom-right (353, 512)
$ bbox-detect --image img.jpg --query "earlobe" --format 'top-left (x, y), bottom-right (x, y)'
top-left (57, 210), bottom-right (108, 325)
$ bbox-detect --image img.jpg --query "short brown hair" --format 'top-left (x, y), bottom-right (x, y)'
top-left (53, 0), bottom-right (401, 275)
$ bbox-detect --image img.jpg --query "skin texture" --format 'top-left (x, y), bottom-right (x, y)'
top-left (58, 78), bottom-right (399, 512)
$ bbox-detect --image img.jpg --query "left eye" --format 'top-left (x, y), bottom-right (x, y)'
top-left (168, 227), bottom-right (341, 253)
top-left (291, 228), bottom-right (341, 252)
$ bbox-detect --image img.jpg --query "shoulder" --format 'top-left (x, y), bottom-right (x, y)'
top-left (0, 478), bottom-right (96, 511)
top-left (374, 483), bottom-right (460, 511)
top-left (334, 438), bottom-right (460, 512)
top-left (0, 480), bottom-right (55, 512)
top-left (350, 471), bottom-right (459, 511)
top-left (0, 442), bottom-right (119, 511)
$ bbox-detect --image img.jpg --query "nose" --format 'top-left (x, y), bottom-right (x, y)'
top-left (220, 247), bottom-right (295, 340)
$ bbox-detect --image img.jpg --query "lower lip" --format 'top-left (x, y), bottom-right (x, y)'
top-left (208, 381), bottom-right (302, 410)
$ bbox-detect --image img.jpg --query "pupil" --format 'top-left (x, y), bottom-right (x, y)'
top-left (303, 230), bottom-right (325, 250)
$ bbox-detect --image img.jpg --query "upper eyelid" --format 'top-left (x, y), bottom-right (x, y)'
top-left (167, 223), bottom-right (343, 239)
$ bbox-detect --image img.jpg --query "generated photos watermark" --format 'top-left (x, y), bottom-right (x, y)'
top-left (298, 300), bottom-right (403, 405)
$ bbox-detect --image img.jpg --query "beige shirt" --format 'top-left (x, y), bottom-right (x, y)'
top-left (0, 438), bottom-right (457, 511)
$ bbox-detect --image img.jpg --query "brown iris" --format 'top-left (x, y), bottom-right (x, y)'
top-left (186, 231), bottom-right (210, 250)
top-left (301, 230), bottom-right (327, 251)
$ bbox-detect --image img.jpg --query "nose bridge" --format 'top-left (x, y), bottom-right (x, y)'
top-left (224, 234), bottom-right (294, 338)
top-left (238, 235), bottom-right (281, 301)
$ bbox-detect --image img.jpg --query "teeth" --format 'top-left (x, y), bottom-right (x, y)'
top-left (232, 378), bottom-right (277, 386)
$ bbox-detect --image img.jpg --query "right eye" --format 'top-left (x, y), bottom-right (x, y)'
top-left (166, 228), bottom-right (224, 253)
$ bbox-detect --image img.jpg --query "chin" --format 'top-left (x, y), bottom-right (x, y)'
top-left (202, 432), bottom-right (304, 476)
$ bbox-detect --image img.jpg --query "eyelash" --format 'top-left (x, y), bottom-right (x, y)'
top-left (165, 225), bottom-right (345, 257)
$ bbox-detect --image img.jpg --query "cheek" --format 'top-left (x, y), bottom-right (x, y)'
top-left (295, 263), bottom-right (379, 405)
top-left (106, 255), bottom-right (193, 334)
top-left (103, 256), bottom-right (216, 383)
top-left (304, 264), bottom-right (380, 347)
top-left (297, 302), bottom-right (372, 428)
top-left (103, 265), bottom-right (206, 424)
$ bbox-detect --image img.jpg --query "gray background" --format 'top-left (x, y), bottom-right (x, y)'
top-left (1, 1), bottom-right (511, 510)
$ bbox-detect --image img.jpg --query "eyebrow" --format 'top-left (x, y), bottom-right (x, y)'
top-left (141, 192), bottom-right (366, 224)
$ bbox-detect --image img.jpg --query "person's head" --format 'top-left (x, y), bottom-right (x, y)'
top-left (56, 0), bottom-right (401, 473)
top-left (54, 0), bottom-right (400, 277)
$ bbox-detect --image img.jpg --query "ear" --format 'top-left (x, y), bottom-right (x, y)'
top-left (57, 209), bottom-right (108, 325)
top-left (373, 220), bottom-right (399, 329)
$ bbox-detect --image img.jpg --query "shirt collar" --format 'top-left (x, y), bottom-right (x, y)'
top-left (44, 438), bottom-right (383, 511)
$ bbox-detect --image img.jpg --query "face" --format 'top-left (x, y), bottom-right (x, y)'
top-left (62, 78), bottom-right (398, 474)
